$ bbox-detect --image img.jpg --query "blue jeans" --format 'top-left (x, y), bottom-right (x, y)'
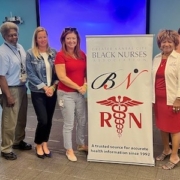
top-left (57, 90), bottom-right (87, 150)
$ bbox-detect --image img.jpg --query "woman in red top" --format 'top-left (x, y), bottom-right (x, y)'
top-left (152, 30), bottom-right (180, 170)
top-left (55, 28), bottom-right (87, 161)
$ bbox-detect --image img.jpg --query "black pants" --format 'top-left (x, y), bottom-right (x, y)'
top-left (31, 91), bottom-right (57, 144)
top-left (0, 94), bottom-right (2, 107)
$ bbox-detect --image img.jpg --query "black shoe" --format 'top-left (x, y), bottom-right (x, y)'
top-left (12, 141), bottom-right (32, 150)
top-left (1, 152), bottom-right (17, 160)
top-left (44, 151), bottom-right (52, 158)
top-left (35, 148), bottom-right (45, 159)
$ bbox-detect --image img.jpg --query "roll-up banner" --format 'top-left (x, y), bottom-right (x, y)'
top-left (86, 35), bottom-right (155, 166)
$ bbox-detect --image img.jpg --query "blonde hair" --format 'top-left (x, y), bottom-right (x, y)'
top-left (157, 29), bottom-right (179, 48)
top-left (60, 28), bottom-right (84, 60)
top-left (31, 27), bottom-right (50, 58)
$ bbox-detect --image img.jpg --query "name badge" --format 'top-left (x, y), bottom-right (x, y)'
top-left (19, 73), bottom-right (27, 82)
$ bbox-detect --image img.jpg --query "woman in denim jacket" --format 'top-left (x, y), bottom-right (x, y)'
top-left (26, 27), bottom-right (57, 159)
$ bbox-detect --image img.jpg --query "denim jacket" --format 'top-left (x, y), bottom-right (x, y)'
top-left (26, 48), bottom-right (57, 93)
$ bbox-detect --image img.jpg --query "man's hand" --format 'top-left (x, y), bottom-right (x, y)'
top-left (6, 96), bottom-right (15, 107)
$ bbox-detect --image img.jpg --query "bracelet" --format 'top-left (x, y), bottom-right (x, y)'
top-left (51, 85), bottom-right (55, 91)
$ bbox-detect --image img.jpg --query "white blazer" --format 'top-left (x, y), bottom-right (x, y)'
top-left (152, 50), bottom-right (180, 105)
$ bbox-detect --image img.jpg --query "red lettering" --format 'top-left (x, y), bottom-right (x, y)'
top-left (100, 112), bottom-right (112, 127)
top-left (129, 113), bottom-right (142, 128)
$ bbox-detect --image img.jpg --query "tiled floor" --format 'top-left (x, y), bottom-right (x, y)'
top-left (0, 99), bottom-right (180, 180)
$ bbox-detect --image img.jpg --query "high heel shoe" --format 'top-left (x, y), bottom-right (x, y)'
top-left (44, 151), bottom-right (52, 158)
top-left (42, 142), bottom-right (51, 157)
top-left (35, 148), bottom-right (45, 159)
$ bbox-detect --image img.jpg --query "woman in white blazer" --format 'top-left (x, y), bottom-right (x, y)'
top-left (152, 30), bottom-right (180, 170)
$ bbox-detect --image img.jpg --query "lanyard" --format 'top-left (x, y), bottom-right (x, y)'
top-left (4, 43), bottom-right (25, 73)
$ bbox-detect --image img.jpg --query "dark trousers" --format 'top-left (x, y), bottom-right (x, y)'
top-left (31, 91), bottom-right (57, 144)
top-left (0, 94), bottom-right (2, 107)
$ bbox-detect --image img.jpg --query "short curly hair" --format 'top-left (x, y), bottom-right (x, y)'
top-left (0, 22), bottom-right (19, 39)
top-left (178, 28), bottom-right (180, 35)
top-left (156, 29), bottom-right (179, 48)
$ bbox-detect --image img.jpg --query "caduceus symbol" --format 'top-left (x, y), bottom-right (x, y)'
top-left (97, 96), bottom-right (143, 137)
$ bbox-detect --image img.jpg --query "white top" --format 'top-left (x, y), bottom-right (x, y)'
top-left (152, 50), bottom-right (180, 105)
top-left (0, 88), bottom-right (2, 94)
top-left (40, 52), bottom-right (52, 86)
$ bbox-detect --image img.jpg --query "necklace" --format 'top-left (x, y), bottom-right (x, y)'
top-left (160, 59), bottom-right (167, 67)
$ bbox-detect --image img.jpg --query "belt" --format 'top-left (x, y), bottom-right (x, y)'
top-left (8, 85), bottom-right (25, 88)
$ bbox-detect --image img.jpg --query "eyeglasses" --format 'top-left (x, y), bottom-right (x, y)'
top-left (7, 33), bottom-right (18, 38)
top-left (64, 27), bottom-right (77, 32)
